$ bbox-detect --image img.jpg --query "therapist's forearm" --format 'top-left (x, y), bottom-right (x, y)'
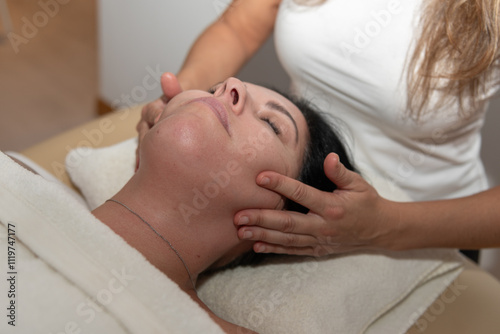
top-left (389, 185), bottom-right (500, 250)
top-left (176, 0), bottom-right (279, 91)
top-left (176, 22), bottom-right (250, 91)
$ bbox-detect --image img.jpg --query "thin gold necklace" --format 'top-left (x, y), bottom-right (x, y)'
top-left (106, 199), bottom-right (196, 290)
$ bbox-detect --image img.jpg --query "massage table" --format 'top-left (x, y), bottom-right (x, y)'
top-left (15, 105), bottom-right (500, 333)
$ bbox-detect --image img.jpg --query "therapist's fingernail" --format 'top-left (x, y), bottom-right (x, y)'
top-left (258, 176), bottom-right (270, 186)
top-left (242, 231), bottom-right (253, 239)
top-left (255, 244), bottom-right (265, 253)
top-left (237, 216), bottom-right (249, 225)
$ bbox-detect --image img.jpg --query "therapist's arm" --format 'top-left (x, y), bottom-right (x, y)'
top-left (177, 0), bottom-right (281, 91)
top-left (234, 153), bottom-right (500, 255)
top-left (390, 185), bottom-right (500, 250)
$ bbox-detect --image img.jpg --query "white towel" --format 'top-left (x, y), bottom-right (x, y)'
top-left (198, 247), bottom-right (463, 334)
top-left (63, 140), bottom-right (465, 334)
top-left (0, 151), bottom-right (224, 334)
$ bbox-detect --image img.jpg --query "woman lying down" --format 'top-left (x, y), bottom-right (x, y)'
top-left (0, 78), bottom-right (355, 333)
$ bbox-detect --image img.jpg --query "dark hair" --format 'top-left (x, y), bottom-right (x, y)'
top-left (281, 93), bottom-right (357, 213)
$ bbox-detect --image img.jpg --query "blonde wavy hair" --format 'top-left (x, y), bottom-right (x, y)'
top-left (294, 0), bottom-right (500, 119)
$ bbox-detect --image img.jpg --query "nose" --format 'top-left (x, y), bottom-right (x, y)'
top-left (217, 77), bottom-right (246, 115)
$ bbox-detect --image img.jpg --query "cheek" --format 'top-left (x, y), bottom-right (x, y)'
top-left (160, 115), bottom-right (228, 154)
top-left (140, 116), bottom-right (231, 178)
top-left (227, 179), bottom-right (283, 211)
top-left (225, 143), bottom-right (290, 209)
top-left (253, 187), bottom-right (284, 209)
top-left (234, 129), bottom-right (289, 172)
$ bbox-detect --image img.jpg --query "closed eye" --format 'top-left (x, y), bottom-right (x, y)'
top-left (265, 101), bottom-right (298, 144)
top-left (207, 82), bottom-right (223, 95)
top-left (262, 117), bottom-right (281, 135)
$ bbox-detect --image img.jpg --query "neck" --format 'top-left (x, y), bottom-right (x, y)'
top-left (91, 174), bottom-right (250, 292)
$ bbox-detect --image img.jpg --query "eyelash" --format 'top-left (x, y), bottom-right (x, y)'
top-left (262, 117), bottom-right (281, 135)
top-left (208, 84), bottom-right (222, 94)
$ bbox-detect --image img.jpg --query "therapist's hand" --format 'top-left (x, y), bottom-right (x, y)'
top-left (136, 72), bottom-right (183, 170)
top-left (234, 153), bottom-right (398, 256)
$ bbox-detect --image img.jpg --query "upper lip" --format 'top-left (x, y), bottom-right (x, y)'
top-left (191, 97), bottom-right (231, 134)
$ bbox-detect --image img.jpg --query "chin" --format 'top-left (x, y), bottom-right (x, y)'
top-left (160, 116), bottom-right (230, 159)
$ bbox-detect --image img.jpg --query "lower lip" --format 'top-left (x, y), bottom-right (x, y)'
top-left (192, 97), bottom-right (230, 134)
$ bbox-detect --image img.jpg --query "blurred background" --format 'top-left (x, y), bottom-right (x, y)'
top-left (0, 0), bottom-right (97, 151)
top-left (0, 0), bottom-right (288, 152)
top-left (0, 0), bottom-right (499, 277)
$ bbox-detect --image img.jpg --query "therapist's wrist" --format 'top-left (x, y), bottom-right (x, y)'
top-left (176, 69), bottom-right (206, 92)
top-left (382, 200), bottom-right (445, 251)
top-left (372, 199), bottom-right (414, 251)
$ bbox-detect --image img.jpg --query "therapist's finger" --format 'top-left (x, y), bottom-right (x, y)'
top-left (137, 72), bottom-right (182, 131)
top-left (139, 101), bottom-right (163, 129)
top-left (136, 120), bottom-right (151, 147)
top-left (137, 99), bottom-right (164, 145)
top-left (238, 225), bottom-right (319, 248)
top-left (252, 242), bottom-right (343, 257)
top-left (235, 209), bottom-right (322, 235)
top-left (135, 119), bottom-right (150, 170)
top-left (255, 172), bottom-right (328, 213)
top-left (136, 100), bottom-right (163, 171)
top-left (160, 72), bottom-right (183, 100)
top-left (138, 73), bottom-right (182, 131)
top-left (324, 152), bottom-right (362, 190)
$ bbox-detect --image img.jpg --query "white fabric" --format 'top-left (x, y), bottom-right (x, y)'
top-left (274, 0), bottom-right (498, 201)
top-left (0, 151), bottom-right (224, 334)
top-left (64, 140), bottom-right (465, 334)
top-left (65, 138), bottom-right (136, 210)
top-left (5, 150), bottom-right (88, 208)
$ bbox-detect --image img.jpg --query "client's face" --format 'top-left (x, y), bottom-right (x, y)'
top-left (140, 77), bottom-right (309, 211)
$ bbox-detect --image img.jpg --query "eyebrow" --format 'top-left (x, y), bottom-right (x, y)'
top-left (265, 101), bottom-right (299, 144)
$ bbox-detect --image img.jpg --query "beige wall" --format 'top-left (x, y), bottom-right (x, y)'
top-left (97, 0), bottom-right (289, 110)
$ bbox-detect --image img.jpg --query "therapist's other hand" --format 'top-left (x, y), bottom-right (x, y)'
top-left (234, 153), bottom-right (397, 256)
top-left (136, 72), bottom-right (183, 170)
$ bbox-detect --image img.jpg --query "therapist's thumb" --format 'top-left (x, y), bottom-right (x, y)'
top-left (324, 153), bottom-right (357, 190)
top-left (160, 72), bottom-right (183, 100)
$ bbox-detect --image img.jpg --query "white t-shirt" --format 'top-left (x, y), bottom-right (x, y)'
top-left (275, 0), bottom-right (496, 200)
